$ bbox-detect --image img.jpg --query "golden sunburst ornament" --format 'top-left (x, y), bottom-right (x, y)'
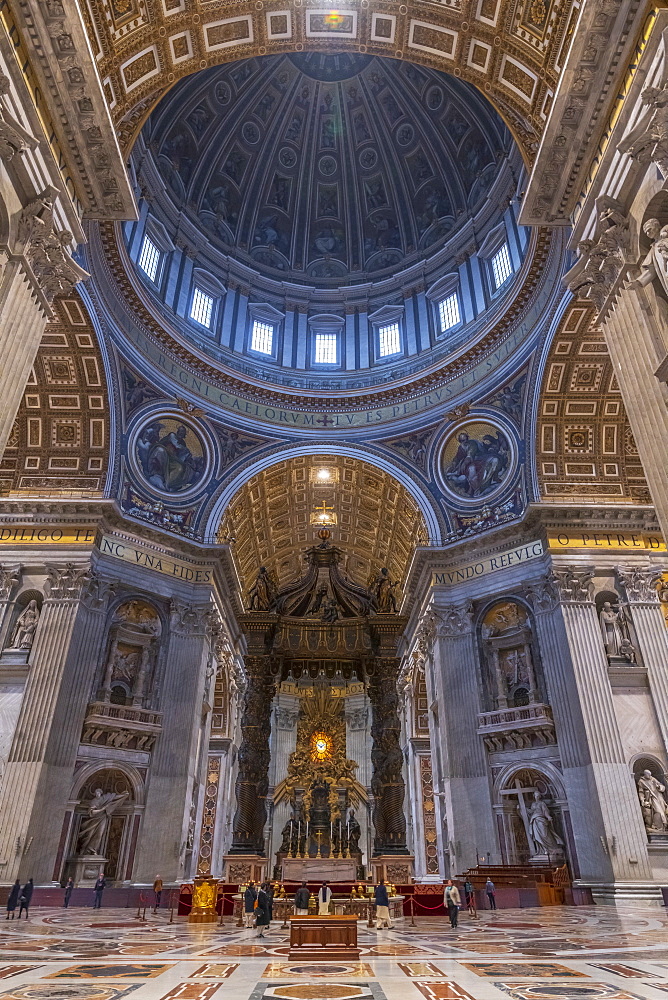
top-left (311, 731), bottom-right (332, 761)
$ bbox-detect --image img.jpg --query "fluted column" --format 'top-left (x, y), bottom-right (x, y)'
top-left (427, 601), bottom-right (496, 873)
top-left (0, 262), bottom-right (50, 459)
top-left (0, 563), bottom-right (22, 645)
top-left (133, 601), bottom-right (210, 883)
top-left (617, 566), bottom-right (668, 753)
top-left (0, 562), bottom-right (98, 882)
top-left (528, 569), bottom-right (652, 888)
top-left (601, 281), bottom-right (668, 538)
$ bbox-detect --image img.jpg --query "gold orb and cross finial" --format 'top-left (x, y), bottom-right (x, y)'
top-left (311, 501), bottom-right (337, 526)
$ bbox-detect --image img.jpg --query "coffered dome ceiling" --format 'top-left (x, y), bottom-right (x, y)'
top-left (141, 53), bottom-right (512, 286)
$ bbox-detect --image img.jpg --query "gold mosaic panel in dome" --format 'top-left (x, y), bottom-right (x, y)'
top-left (80, 0), bottom-right (582, 162)
top-left (0, 297), bottom-right (110, 497)
top-left (220, 454), bottom-right (428, 593)
top-left (536, 302), bottom-right (650, 505)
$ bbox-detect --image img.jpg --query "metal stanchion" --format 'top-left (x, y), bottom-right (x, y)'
top-left (410, 895), bottom-right (416, 927)
top-left (367, 901), bottom-right (374, 928)
top-left (218, 892), bottom-right (225, 927)
top-left (169, 890), bottom-right (176, 924)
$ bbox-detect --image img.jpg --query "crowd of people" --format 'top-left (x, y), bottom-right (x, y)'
top-left (5, 873), bottom-right (499, 924)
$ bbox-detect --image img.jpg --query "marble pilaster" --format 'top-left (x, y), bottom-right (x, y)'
top-left (616, 566), bottom-right (668, 755)
top-left (0, 563), bottom-right (104, 883)
top-left (601, 282), bottom-right (668, 539)
top-left (0, 262), bottom-right (49, 459)
top-left (528, 569), bottom-right (654, 895)
top-left (132, 601), bottom-right (211, 884)
top-left (427, 601), bottom-right (497, 873)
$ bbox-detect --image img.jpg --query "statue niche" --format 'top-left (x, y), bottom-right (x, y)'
top-left (99, 600), bottom-right (161, 706)
top-left (596, 591), bottom-right (637, 666)
top-left (67, 768), bottom-right (135, 885)
top-left (633, 758), bottom-right (668, 839)
top-left (481, 601), bottom-right (540, 709)
top-left (4, 591), bottom-right (42, 660)
top-left (498, 768), bottom-right (565, 865)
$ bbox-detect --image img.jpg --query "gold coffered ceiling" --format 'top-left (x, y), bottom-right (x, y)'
top-left (220, 455), bottom-right (428, 595)
top-left (81, 0), bottom-right (581, 159)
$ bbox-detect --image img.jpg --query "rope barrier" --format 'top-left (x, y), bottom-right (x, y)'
top-left (410, 896), bottom-right (445, 911)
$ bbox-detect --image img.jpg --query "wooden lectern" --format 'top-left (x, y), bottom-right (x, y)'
top-left (289, 914), bottom-right (360, 960)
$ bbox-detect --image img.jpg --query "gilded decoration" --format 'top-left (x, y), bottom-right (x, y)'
top-left (278, 686), bottom-right (363, 820)
top-left (221, 455), bottom-right (427, 594)
top-left (81, 0), bottom-right (584, 164)
top-left (536, 301), bottom-right (650, 503)
top-left (0, 297), bottom-right (110, 496)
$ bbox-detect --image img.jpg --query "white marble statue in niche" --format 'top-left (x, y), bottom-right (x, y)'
top-left (599, 600), bottom-right (636, 664)
top-left (77, 787), bottom-right (130, 856)
top-left (7, 599), bottom-right (40, 650)
top-left (527, 791), bottom-right (564, 857)
top-left (637, 769), bottom-right (668, 833)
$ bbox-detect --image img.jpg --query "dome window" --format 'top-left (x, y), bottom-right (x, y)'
top-left (378, 322), bottom-right (401, 358)
top-left (491, 242), bottom-right (513, 290)
top-left (315, 332), bottom-right (338, 365)
top-left (190, 287), bottom-right (214, 328)
top-left (251, 320), bottom-right (274, 356)
top-left (138, 235), bottom-right (161, 283)
top-left (438, 292), bottom-right (461, 333)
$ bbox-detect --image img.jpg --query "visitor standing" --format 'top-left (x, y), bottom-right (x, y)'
top-left (374, 879), bottom-right (394, 929)
top-left (18, 878), bottom-right (33, 919)
top-left (63, 878), bottom-right (74, 908)
top-left (444, 879), bottom-right (461, 928)
top-left (294, 881), bottom-right (310, 915)
top-left (255, 882), bottom-right (270, 938)
top-left (92, 873), bottom-right (106, 909)
top-left (485, 877), bottom-right (497, 909)
top-left (5, 879), bottom-right (20, 919)
top-left (153, 875), bottom-right (163, 912)
top-left (464, 878), bottom-right (474, 914)
top-left (318, 881), bottom-right (332, 914)
top-left (243, 880), bottom-right (257, 929)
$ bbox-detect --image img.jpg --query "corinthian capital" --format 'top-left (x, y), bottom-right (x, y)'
top-left (0, 563), bottom-right (21, 601)
top-left (550, 567), bottom-right (595, 603)
top-left (170, 600), bottom-right (211, 634)
top-left (524, 575), bottom-right (558, 613)
top-left (616, 566), bottom-right (662, 604)
top-left (81, 572), bottom-right (118, 612)
top-left (45, 562), bottom-right (90, 600)
top-left (434, 601), bottom-right (474, 637)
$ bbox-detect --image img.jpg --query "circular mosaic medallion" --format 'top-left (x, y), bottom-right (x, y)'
top-left (279, 147), bottom-right (298, 168)
top-left (318, 155), bottom-right (337, 176)
top-left (396, 123), bottom-right (414, 146)
top-left (283, 965), bottom-right (355, 974)
top-left (438, 419), bottom-right (515, 503)
top-left (215, 82), bottom-right (231, 105)
top-left (359, 148), bottom-right (377, 170)
top-left (130, 413), bottom-right (210, 499)
top-left (242, 121), bottom-right (261, 144)
top-left (426, 86), bottom-right (443, 110)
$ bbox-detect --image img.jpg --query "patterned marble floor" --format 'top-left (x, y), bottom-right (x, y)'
top-left (0, 905), bottom-right (667, 1000)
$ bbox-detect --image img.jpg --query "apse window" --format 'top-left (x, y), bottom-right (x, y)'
top-left (251, 319), bottom-right (274, 355)
top-left (378, 321), bottom-right (401, 358)
top-left (315, 332), bottom-right (338, 364)
top-left (491, 242), bottom-right (513, 290)
top-left (190, 286), bottom-right (214, 328)
top-left (438, 292), bottom-right (461, 332)
top-left (137, 235), bottom-right (160, 283)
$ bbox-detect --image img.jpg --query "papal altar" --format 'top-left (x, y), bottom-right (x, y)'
top-left (282, 858), bottom-right (356, 882)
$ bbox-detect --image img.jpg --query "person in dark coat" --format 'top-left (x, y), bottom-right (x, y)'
top-left (5, 879), bottom-right (20, 919)
top-left (374, 879), bottom-right (394, 929)
top-left (266, 882), bottom-right (274, 924)
top-left (63, 878), bottom-right (74, 908)
top-left (18, 878), bottom-right (33, 918)
top-left (255, 882), bottom-right (271, 938)
top-left (243, 880), bottom-right (257, 929)
top-left (92, 873), bottom-right (105, 909)
top-left (294, 881), bottom-right (310, 914)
